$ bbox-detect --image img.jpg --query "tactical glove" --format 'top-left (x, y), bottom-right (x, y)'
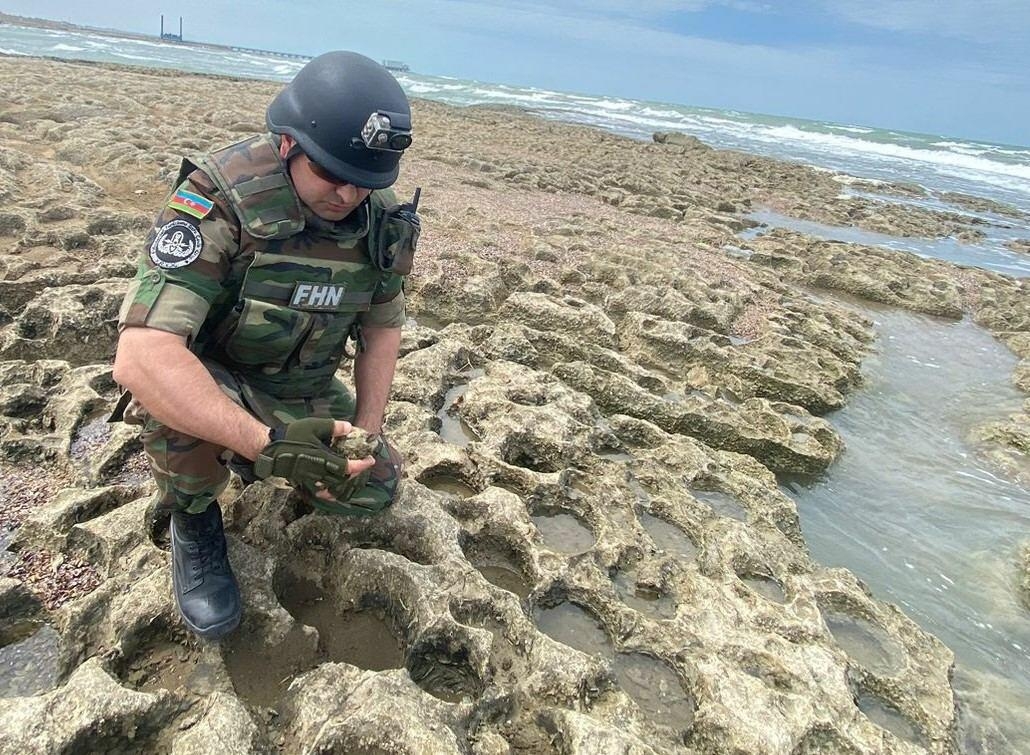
top-left (253, 418), bottom-right (366, 500)
top-left (310, 434), bottom-right (403, 517)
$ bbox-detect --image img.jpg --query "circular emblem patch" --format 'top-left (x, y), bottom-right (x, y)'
top-left (150, 219), bottom-right (203, 269)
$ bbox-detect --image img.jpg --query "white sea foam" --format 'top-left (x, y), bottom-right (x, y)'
top-left (403, 81), bottom-right (465, 92)
top-left (110, 51), bottom-right (172, 63)
top-left (757, 125), bottom-right (1030, 185)
top-left (467, 87), bottom-right (554, 104)
top-left (406, 83), bottom-right (446, 94)
top-left (931, 140), bottom-right (996, 157)
top-left (827, 125), bottom-right (875, 134)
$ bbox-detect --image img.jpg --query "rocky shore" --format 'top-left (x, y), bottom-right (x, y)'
top-left (0, 56), bottom-right (1027, 753)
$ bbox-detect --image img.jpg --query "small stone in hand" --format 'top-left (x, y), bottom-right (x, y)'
top-left (332, 427), bottom-right (376, 460)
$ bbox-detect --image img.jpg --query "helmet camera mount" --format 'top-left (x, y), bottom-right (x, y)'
top-left (357, 111), bottom-right (413, 152)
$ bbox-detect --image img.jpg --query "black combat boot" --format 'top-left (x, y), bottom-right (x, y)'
top-left (170, 503), bottom-right (241, 639)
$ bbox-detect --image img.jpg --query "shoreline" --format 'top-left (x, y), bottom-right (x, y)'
top-left (0, 12), bottom-right (309, 62)
top-left (0, 55), bottom-right (1027, 752)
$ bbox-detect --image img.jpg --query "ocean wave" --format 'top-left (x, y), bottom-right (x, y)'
top-left (931, 140), bottom-right (999, 158)
top-left (933, 140), bottom-right (980, 150)
top-left (589, 100), bottom-right (636, 112)
top-left (112, 38), bottom-right (171, 50)
top-left (466, 87), bottom-right (557, 104)
top-left (540, 106), bottom-right (692, 134)
top-left (403, 82), bottom-right (467, 94)
top-left (759, 125), bottom-right (1030, 184)
top-left (109, 50), bottom-right (175, 63)
top-left (404, 83), bottom-right (442, 94)
top-left (51, 43), bottom-right (86, 52)
top-left (827, 125), bottom-right (875, 135)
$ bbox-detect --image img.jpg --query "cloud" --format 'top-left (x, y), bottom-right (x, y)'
top-left (413, 0), bottom-right (794, 64)
top-left (423, 0), bottom-right (770, 25)
top-left (391, 0), bottom-right (1024, 99)
top-left (544, 0), bottom-right (770, 13)
top-left (821, 0), bottom-right (1030, 46)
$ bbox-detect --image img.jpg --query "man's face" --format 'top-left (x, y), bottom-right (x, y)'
top-left (279, 136), bottom-right (372, 222)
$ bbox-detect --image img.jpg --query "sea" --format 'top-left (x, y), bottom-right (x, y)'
top-left (2, 24), bottom-right (1029, 243)
top-left (3, 22), bottom-right (1030, 751)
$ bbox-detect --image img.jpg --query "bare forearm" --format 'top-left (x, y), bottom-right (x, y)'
top-left (352, 325), bottom-right (401, 435)
top-left (113, 327), bottom-right (270, 459)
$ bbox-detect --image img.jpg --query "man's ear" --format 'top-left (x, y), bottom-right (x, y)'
top-left (278, 134), bottom-right (294, 160)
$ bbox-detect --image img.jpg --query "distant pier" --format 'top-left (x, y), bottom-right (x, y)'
top-left (157, 14), bottom-right (308, 60)
top-left (229, 46), bottom-right (308, 61)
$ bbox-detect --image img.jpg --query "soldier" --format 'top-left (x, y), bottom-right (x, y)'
top-left (112, 51), bottom-right (420, 640)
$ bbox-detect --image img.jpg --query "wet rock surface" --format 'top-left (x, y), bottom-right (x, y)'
top-left (739, 228), bottom-right (1030, 487)
top-left (1020, 542), bottom-right (1030, 612)
top-left (0, 57), bottom-right (1025, 753)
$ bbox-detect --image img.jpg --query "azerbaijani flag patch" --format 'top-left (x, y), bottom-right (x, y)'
top-left (168, 187), bottom-right (214, 219)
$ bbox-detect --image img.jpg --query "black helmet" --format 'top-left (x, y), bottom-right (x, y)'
top-left (267, 51), bottom-right (411, 189)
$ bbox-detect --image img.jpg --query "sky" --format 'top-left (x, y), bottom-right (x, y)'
top-left (4, 0), bottom-right (1029, 145)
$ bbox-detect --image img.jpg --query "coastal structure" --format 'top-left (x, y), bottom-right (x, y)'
top-left (382, 59), bottom-right (410, 73)
top-left (159, 15), bottom-right (181, 43)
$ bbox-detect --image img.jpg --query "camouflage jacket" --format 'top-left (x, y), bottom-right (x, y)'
top-left (118, 134), bottom-right (407, 398)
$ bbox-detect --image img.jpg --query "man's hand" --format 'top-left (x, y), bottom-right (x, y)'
top-left (253, 418), bottom-right (374, 500)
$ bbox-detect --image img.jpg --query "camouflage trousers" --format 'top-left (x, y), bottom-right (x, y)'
top-left (128, 359), bottom-right (400, 517)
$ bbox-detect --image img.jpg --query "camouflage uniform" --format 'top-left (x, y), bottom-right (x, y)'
top-left (119, 134), bottom-right (406, 516)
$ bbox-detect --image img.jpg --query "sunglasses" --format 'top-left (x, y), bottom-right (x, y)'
top-left (305, 153), bottom-right (367, 189)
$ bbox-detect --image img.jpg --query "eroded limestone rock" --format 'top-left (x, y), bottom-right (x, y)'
top-left (970, 401), bottom-right (1030, 487)
top-left (745, 230), bottom-right (967, 318)
top-left (552, 360), bottom-right (842, 475)
top-left (0, 56), bottom-right (1003, 753)
top-left (0, 280), bottom-right (128, 365)
top-left (0, 658), bottom-right (176, 754)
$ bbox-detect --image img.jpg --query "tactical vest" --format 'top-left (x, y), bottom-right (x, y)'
top-left (181, 134), bottom-right (397, 399)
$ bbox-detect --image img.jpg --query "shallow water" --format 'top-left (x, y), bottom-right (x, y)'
top-left (531, 512), bottom-right (595, 554)
top-left (477, 564), bottom-right (532, 598)
top-left (691, 488), bottom-right (749, 521)
top-left (436, 369), bottom-right (484, 447)
top-left (420, 474), bottom-right (478, 498)
top-left (534, 602), bottom-right (611, 656)
top-left (613, 653), bottom-right (695, 731)
top-left (612, 570), bottom-right (677, 619)
top-left (223, 625), bottom-right (320, 709)
top-left (276, 575), bottom-right (405, 672)
top-left (637, 510), bottom-right (699, 561)
top-left (857, 692), bottom-right (926, 747)
top-left (743, 208), bottom-right (1030, 278)
top-left (0, 622), bottom-right (62, 698)
top-left (739, 575), bottom-right (787, 604)
top-left (785, 305), bottom-right (1030, 750)
top-left (821, 610), bottom-right (905, 675)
